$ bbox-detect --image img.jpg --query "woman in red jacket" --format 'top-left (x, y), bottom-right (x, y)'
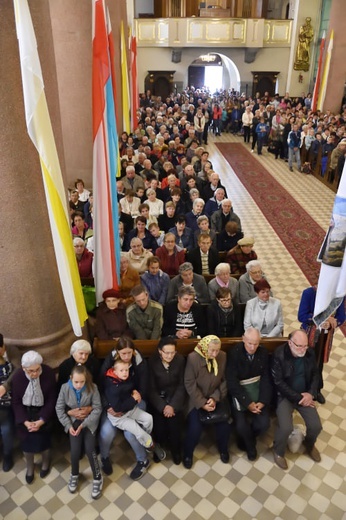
top-left (212, 103), bottom-right (222, 136)
top-left (155, 233), bottom-right (185, 276)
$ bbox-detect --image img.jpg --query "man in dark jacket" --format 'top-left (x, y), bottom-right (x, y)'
top-left (271, 330), bottom-right (322, 469)
top-left (187, 233), bottom-right (219, 275)
top-left (227, 328), bottom-right (272, 461)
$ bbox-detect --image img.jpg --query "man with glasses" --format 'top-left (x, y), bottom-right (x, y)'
top-left (272, 330), bottom-right (322, 469)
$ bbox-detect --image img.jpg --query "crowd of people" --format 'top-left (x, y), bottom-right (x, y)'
top-left (0, 327), bottom-right (330, 498)
top-left (1, 88), bottom-right (345, 499)
top-left (70, 87), bottom-right (346, 282)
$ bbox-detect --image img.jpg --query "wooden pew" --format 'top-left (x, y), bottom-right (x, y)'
top-left (93, 337), bottom-right (286, 360)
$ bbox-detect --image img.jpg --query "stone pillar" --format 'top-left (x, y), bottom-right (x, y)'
top-left (0, 0), bottom-right (76, 368)
top-left (323, 0), bottom-right (346, 113)
top-left (48, 0), bottom-right (128, 188)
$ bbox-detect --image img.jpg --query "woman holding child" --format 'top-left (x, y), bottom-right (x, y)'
top-left (100, 337), bottom-right (165, 481)
top-left (98, 337), bottom-right (153, 480)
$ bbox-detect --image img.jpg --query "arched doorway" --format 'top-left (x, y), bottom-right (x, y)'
top-left (144, 71), bottom-right (175, 100)
top-left (188, 53), bottom-right (241, 93)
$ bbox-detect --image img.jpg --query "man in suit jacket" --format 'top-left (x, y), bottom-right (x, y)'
top-left (187, 233), bottom-right (219, 275)
top-left (122, 165), bottom-right (145, 193)
top-left (226, 327), bottom-right (272, 461)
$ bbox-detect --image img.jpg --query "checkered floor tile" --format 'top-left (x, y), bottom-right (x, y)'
top-left (1, 133), bottom-right (345, 520)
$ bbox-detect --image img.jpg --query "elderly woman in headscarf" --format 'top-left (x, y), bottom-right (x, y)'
top-left (11, 351), bottom-right (56, 483)
top-left (183, 335), bottom-right (231, 469)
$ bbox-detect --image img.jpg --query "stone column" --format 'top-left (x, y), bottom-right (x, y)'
top-left (0, 0), bottom-right (76, 368)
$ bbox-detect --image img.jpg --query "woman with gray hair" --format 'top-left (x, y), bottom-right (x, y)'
top-left (73, 237), bottom-right (93, 278)
top-left (57, 340), bottom-right (100, 391)
top-left (239, 260), bottom-right (271, 303)
top-left (208, 263), bottom-right (240, 304)
top-left (185, 198), bottom-right (206, 232)
top-left (11, 351), bottom-right (56, 483)
top-left (162, 286), bottom-right (206, 338)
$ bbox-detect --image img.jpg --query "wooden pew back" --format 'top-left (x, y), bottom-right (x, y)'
top-left (93, 337), bottom-right (286, 360)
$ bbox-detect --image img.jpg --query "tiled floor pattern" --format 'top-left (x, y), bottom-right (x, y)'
top-left (0, 133), bottom-right (345, 520)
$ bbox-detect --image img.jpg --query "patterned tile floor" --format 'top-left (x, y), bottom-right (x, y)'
top-left (1, 133), bottom-right (345, 520)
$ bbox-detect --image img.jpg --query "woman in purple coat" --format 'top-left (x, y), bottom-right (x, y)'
top-left (11, 351), bottom-right (56, 484)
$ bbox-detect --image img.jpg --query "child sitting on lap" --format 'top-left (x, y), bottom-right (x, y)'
top-left (104, 358), bottom-right (166, 461)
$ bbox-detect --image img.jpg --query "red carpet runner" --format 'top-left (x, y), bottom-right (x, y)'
top-left (216, 143), bottom-right (326, 286)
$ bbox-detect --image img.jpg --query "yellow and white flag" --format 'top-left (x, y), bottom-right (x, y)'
top-left (121, 21), bottom-right (131, 134)
top-left (13, 0), bottom-right (87, 336)
top-left (317, 30), bottom-right (334, 112)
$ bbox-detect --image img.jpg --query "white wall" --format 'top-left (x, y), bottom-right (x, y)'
top-left (134, 0), bottom-right (154, 17)
top-left (137, 46), bottom-right (291, 96)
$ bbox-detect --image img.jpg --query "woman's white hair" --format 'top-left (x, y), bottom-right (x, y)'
top-left (246, 260), bottom-right (262, 273)
top-left (215, 262), bottom-right (230, 275)
top-left (70, 340), bottom-right (92, 355)
top-left (73, 237), bottom-right (85, 246)
top-left (193, 198), bottom-right (205, 209)
top-left (21, 350), bottom-right (43, 368)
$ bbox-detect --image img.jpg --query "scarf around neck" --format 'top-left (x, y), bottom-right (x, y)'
top-left (22, 366), bottom-right (44, 407)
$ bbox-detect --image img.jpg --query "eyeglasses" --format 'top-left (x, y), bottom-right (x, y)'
top-left (161, 350), bottom-right (176, 357)
top-left (218, 297), bottom-right (231, 302)
top-left (290, 340), bottom-right (308, 349)
top-left (25, 367), bottom-right (41, 375)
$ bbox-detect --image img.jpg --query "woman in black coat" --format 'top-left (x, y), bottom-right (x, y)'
top-left (207, 287), bottom-right (244, 338)
top-left (148, 337), bottom-right (186, 464)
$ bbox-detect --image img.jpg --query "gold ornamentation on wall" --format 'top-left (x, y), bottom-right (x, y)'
top-left (294, 17), bottom-right (314, 72)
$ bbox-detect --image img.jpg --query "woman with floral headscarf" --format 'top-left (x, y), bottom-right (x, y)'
top-left (183, 335), bottom-right (231, 469)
